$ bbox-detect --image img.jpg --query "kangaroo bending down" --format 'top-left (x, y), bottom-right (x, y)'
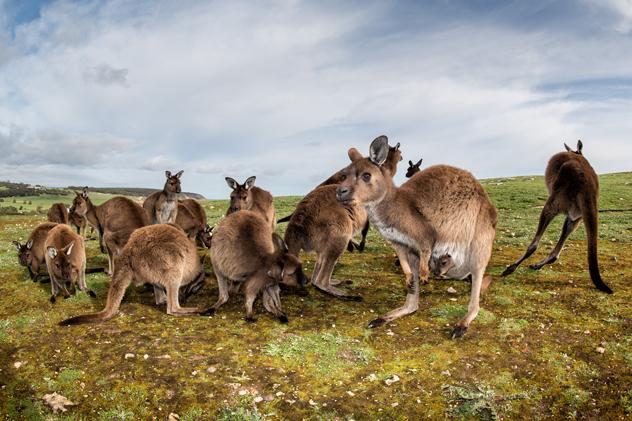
top-left (47, 203), bottom-right (69, 224)
top-left (143, 170), bottom-right (183, 224)
top-left (70, 188), bottom-right (148, 275)
top-left (13, 222), bottom-right (58, 282)
top-left (501, 140), bottom-right (613, 293)
top-left (175, 198), bottom-right (208, 246)
top-left (200, 210), bottom-right (308, 323)
top-left (69, 210), bottom-right (87, 237)
top-left (45, 224), bottom-right (95, 303)
top-left (60, 224), bottom-right (204, 325)
top-left (225, 176), bottom-right (276, 230)
top-left (336, 135), bottom-right (498, 338)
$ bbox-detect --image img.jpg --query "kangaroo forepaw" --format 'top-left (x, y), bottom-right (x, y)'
top-left (278, 315), bottom-right (289, 324)
top-left (451, 325), bottom-right (468, 339)
top-left (199, 307), bottom-right (215, 316)
top-left (367, 318), bottom-right (386, 329)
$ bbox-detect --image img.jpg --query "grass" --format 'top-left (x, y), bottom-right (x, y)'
top-left (0, 172), bottom-right (631, 419)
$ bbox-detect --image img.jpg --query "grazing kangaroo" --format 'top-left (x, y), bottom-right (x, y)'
top-left (175, 198), bottom-right (208, 245)
top-left (225, 176), bottom-right (276, 230)
top-left (143, 170), bottom-right (183, 224)
top-left (47, 203), bottom-right (69, 224)
top-left (278, 142), bottom-right (404, 253)
top-left (60, 224), bottom-right (204, 325)
top-left (405, 158), bottom-right (423, 178)
top-left (45, 224), bottom-right (95, 303)
top-left (68, 210), bottom-right (87, 237)
top-left (336, 135), bottom-right (498, 338)
top-left (13, 222), bottom-right (58, 282)
top-left (501, 140), bottom-right (613, 293)
top-left (200, 210), bottom-right (307, 323)
top-left (70, 188), bottom-right (148, 275)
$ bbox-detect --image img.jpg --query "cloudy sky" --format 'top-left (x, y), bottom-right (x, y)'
top-left (1, 0), bottom-right (631, 198)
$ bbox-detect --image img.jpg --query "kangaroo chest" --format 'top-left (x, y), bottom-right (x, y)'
top-left (159, 198), bottom-right (177, 222)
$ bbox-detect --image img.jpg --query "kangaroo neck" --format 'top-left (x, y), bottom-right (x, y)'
top-left (365, 179), bottom-right (398, 221)
top-left (85, 199), bottom-right (100, 230)
top-left (163, 189), bottom-right (177, 201)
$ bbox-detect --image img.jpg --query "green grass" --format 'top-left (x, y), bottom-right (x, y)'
top-left (0, 172), bottom-right (631, 419)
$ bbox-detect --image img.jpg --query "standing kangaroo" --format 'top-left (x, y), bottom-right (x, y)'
top-left (47, 203), bottom-right (69, 224)
top-left (69, 210), bottom-right (87, 237)
top-left (13, 222), bottom-right (58, 282)
top-left (175, 198), bottom-right (208, 245)
top-left (501, 140), bottom-right (613, 293)
top-left (45, 224), bottom-right (95, 303)
top-left (200, 210), bottom-right (307, 322)
top-left (405, 158), bottom-right (423, 178)
top-left (143, 170), bottom-right (183, 224)
top-left (59, 224), bottom-right (204, 325)
top-left (225, 176), bottom-right (276, 230)
top-left (70, 188), bottom-right (148, 275)
top-left (336, 135), bottom-right (498, 338)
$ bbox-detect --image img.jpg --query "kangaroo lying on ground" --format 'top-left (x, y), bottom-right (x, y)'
top-left (336, 135), bottom-right (498, 338)
top-left (13, 222), bottom-right (58, 282)
top-left (225, 176), bottom-right (276, 230)
top-left (200, 210), bottom-right (307, 323)
top-left (45, 224), bottom-right (95, 303)
top-left (47, 203), bottom-right (68, 224)
top-left (502, 140), bottom-right (613, 293)
top-left (143, 170), bottom-right (183, 224)
top-left (60, 224), bottom-right (204, 325)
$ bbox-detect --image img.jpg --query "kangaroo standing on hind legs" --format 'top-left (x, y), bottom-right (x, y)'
top-left (225, 176), bottom-right (276, 231)
top-left (336, 135), bottom-right (498, 338)
top-left (502, 140), bottom-right (613, 294)
top-left (143, 170), bottom-right (183, 224)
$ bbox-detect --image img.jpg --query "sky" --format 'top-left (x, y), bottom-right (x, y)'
top-left (1, 0), bottom-right (631, 199)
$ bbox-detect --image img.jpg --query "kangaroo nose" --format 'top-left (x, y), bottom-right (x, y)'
top-left (336, 186), bottom-right (349, 196)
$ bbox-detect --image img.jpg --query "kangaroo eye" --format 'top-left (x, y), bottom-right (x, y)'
top-left (340, 174), bottom-right (347, 181)
top-left (362, 173), bottom-right (371, 182)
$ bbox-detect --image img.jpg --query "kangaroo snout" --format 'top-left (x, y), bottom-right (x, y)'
top-left (336, 186), bottom-right (351, 202)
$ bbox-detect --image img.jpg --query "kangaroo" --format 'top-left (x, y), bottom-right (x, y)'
top-left (68, 210), bottom-right (87, 237)
top-left (278, 142), bottom-right (404, 253)
top-left (47, 203), bottom-right (68, 224)
top-left (405, 158), bottom-right (423, 178)
top-left (200, 210), bottom-right (307, 323)
top-left (429, 254), bottom-right (454, 278)
top-left (225, 176), bottom-right (276, 230)
top-left (501, 140), bottom-right (613, 293)
top-left (45, 224), bottom-right (95, 303)
top-left (143, 170), bottom-right (183, 224)
top-left (175, 198), bottom-right (208, 246)
top-left (13, 222), bottom-right (58, 282)
top-left (70, 188), bottom-right (148, 275)
top-left (336, 135), bottom-right (498, 338)
top-left (59, 224), bottom-right (204, 325)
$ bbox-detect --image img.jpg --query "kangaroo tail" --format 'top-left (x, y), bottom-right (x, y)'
top-left (60, 258), bottom-right (133, 325)
top-left (582, 195), bottom-right (613, 294)
top-left (277, 213), bottom-right (293, 224)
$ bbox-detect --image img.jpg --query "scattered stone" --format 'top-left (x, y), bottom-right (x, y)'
top-left (191, 370), bottom-right (198, 376)
top-left (347, 391), bottom-right (355, 397)
top-left (238, 389), bottom-right (248, 396)
top-left (168, 413), bottom-right (180, 421)
top-left (386, 329), bottom-right (395, 336)
top-left (595, 347), bottom-right (605, 354)
top-left (254, 396), bottom-right (263, 403)
top-left (447, 287), bottom-right (457, 294)
top-left (384, 374), bottom-right (400, 386)
top-left (124, 353), bottom-right (135, 359)
top-left (42, 393), bottom-right (75, 413)
top-left (207, 366), bottom-right (217, 373)
top-left (309, 399), bottom-right (317, 406)
top-left (276, 391), bottom-right (285, 397)
top-left (143, 354), bottom-right (149, 360)
top-left (365, 373), bottom-right (378, 382)
top-left (449, 298), bottom-right (457, 302)
top-left (441, 370), bottom-right (451, 376)
top-left (165, 390), bottom-right (175, 399)
top-left (584, 330), bottom-right (590, 335)
top-left (392, 402), bottom-right (399, 407)
top-left (13, 361), bottom-right (23, 369)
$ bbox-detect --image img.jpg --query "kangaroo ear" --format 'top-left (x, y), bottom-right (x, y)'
top-left (63, 241), bottom-right (75, 256)
top-left (272, 233), bottom-right (288, 253)
top-left (244, 176), bottom-right (256, 190)
top-left (47, 246), bottom-right (58, 259)
top-left (26, 239), bottom-right (33, 250)
top-left (348, 148), bottom-right (363, 162)
top-left (369, 135), bottom-right (389, 166)
top-left (394, 142), bottom-right (400, 150)
top-left (82, 187), bottom-right (89, 198)
top-left (175, 170), bottom-right (184, 178)
top-left (576, 140), bottom-right (583, 154)
top-left (165, 170), bottom-right (172, 178)
top-left (564, 142), bottom-right (572, 152)
top-left (408, 160), bottom-right (413, 167)
top-left (12, 240), bottom-right (21, 251)
top-left (266, 264), bottom-right (283, 281)
top-left (225, 177), bottom-right (239, 190)
top-left (416, 158), bottom-right (423, 167)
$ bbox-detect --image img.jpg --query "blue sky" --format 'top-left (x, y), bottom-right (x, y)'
top-left (1, 0), bottom-right (631, 198)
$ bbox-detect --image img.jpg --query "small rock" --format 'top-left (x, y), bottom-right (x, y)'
top-left (168, 414), bottom-right (180, 421)
top-left (309, 399), bottom-right (317, 406)
top-left (276, 391), bottom-right (285, 397)
top-left (365, 373), bottom-right (378, 382)
top-left (595, 347), bottom-right (605, 354)
top-left (191, 370), bottom-right (198, 376)
top-left (42, 393), bottom-right (75, 413)
top-left (238, 390), bottom-right (248, 396)
top-left (143, 354), bottom-right (149, 360)
top-left (13, 361), bottom-right (23, 369)
top-left (441, 370), bottom-right (451, 376)
top-left (449, 298), bottom-right (457, 302)
top-left (584, 330), bottom-right (590, 335)
top-left (124, 353), bottom-right (135, 359)
top-left (384, 374), bottom-right (400, 386)
top-left (386, 330), bottom-right (395, 336)
top-left (254, 396), bottom-right (263, 403)
top-left (447, 287), bottom-right (457, 294)
top-left (347, 391), bottom-right (355, 397)
top-left (207, 366), bottom-right (217, 373)
top-left (392, 402), bottom-right (399, 407)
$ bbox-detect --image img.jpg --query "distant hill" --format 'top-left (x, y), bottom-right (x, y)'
top-left (0, 181), bottom-right (67, 198)
top-left (66, 186), bottom-right (205, 200)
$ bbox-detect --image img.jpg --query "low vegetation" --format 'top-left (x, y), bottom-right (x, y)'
top-left (0, 173), bottom-right (630, 419)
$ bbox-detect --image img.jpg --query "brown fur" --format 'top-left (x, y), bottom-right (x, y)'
top-left (175, 198), bottom-right (208, 245)
top-left (143, 170), bottom-right (183, 224)
top-left (70, 188), bottom-right (148, 275)
top-left (47, 203), bottom-right (69, 224)
top-left (502, 140), bottom-right (612, 293)
top-left (336, 135), bottom-right (498, 338)
top-left (201, 210), bottom-right (307, 322)
top-left (13, 222), bottom-right (58, 282)
top-left (225, 176), bottom-right (276, 230)
top-left (44, 224), bottom-right (94, 303)
top-left (59, 224), bottom-right (203, 325)
top-left (68, 210), bottom-right (87, 237)
top-left (429, 254), bottom-right (454, 278)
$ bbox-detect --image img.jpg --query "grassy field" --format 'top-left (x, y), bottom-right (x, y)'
top-left (0, 173), bottom-right (631, 420)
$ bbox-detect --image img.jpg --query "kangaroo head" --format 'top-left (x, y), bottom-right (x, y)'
top-left (406, 158), bottom-right (423, 178)
top-left (164, 170), bottom-right (183, 194)
top-left (563, 140), bottom-right (583, 155)
top-left (197, 224), bottom-right (213, 248)
top-left (336, 135), bottom-right (394, 206)
top-left (267, 233), bottom-right (309, 287)
top-left (382, 142), bottom-right (403, 176)
top-left (430, 254), bottom-right (454, 277)
top-left (70, 187), bottom-right (90, 217)
top-left (13, 239), bottom-right (34, 267)
top-left (225, 176), bottom-right (256, 213)
top-left (47, 241), bottom-right (79, 284)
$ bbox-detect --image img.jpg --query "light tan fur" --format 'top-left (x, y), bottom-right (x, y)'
top-left (143, 170), bottom-right (183, 224)
top-left (225, 176), bottom-right (276, 231)
top-left (47, 203), bottom-right (68, 224)
top-left (13, 222), bottom-right (58, 282)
